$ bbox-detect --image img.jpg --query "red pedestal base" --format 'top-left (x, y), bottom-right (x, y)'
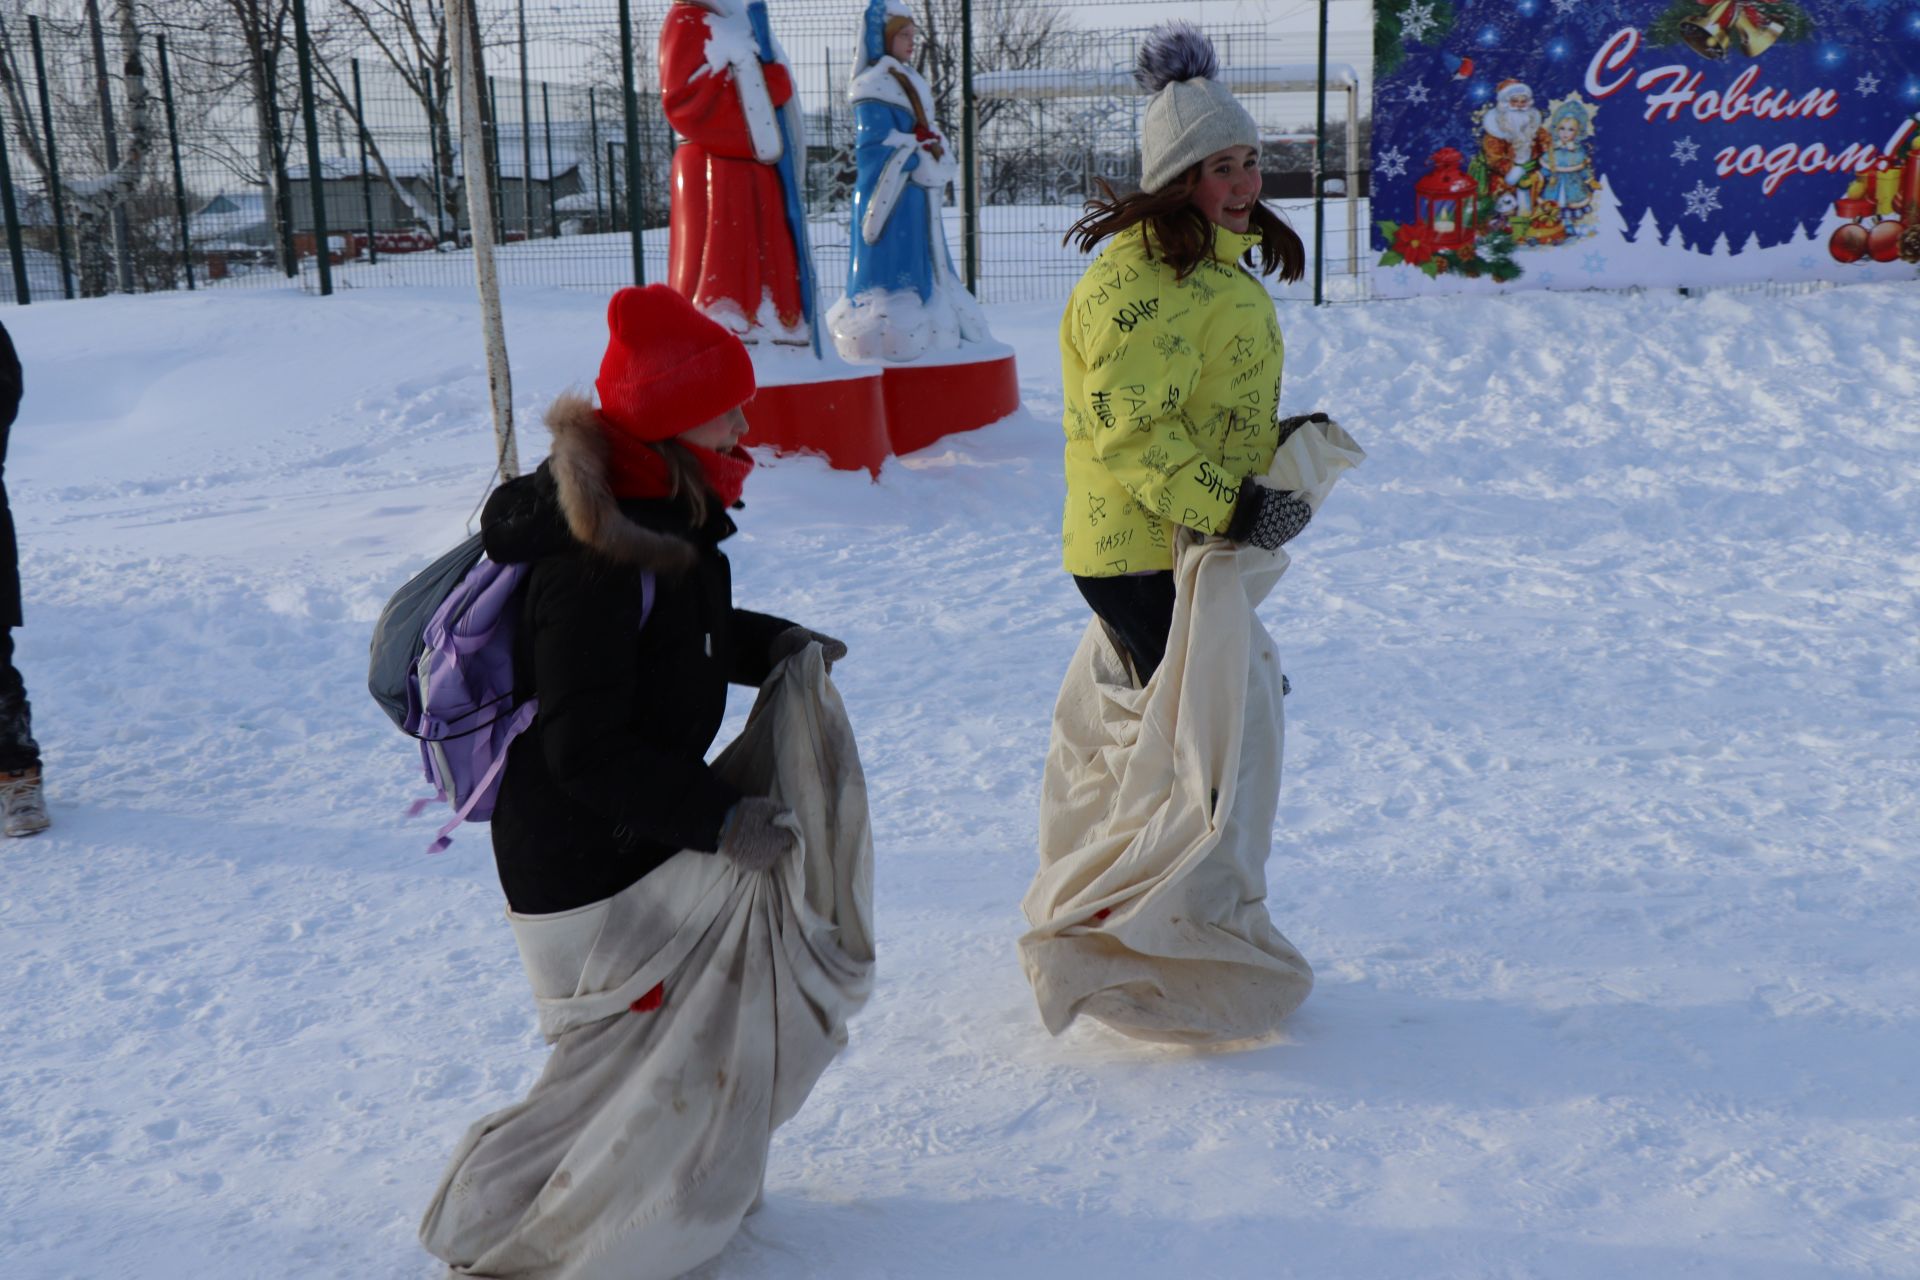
top-left (740, 348), bottom-right (1021, 476)
top-left (878, 352), bottom-right (1022, 457)
top-left (742, 369), bottom-right (890, 477)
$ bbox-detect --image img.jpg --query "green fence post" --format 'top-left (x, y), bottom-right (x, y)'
top-left (959, 0), bottom-right (978, 293)
top-left (617, 0), bottom-right (645, 285)
top-left (157, 35), bottom-right (195, 290)
top-left (291, 0), bottom-right (331, 294)
top-left (542, 83), bottom-right (558, 239)
top-left (0, 100), bottom-right (30, 304)
top-left (28, 17), bottom-right (73, 299)
top-left (353, 59), bottom-right (377, 265)
top-left (429, 114), bottom-right (447, 241)
top-left (488, 75), bottom-right (505, 240)
top-left (517, 0), bottom-right (533, 240)
top-left (607, 140), bottom-right (621, 232)
top-left (589, 88), bottom-right (603, 230)
top-left (1313, 0), bottom-right (1329, 306)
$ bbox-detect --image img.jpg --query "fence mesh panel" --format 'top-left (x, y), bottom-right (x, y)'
top-left (0, 0), bottom-right (1374, 305)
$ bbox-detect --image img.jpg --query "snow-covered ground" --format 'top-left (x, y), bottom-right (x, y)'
top-left (2, 274), bottom-right (1917, 1279)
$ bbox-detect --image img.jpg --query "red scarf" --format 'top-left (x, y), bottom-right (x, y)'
top-left (607, 438), bottom-right (755, 510)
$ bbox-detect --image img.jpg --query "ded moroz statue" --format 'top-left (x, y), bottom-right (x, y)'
top-left (659, 0), bottom-right (811, 343)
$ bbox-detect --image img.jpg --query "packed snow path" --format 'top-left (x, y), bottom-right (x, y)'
top-left (3, 280), bottom-right (1916, 1278)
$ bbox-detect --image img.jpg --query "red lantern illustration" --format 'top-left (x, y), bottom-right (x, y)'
top-left (1414, 148), bottom-right (1480, 253)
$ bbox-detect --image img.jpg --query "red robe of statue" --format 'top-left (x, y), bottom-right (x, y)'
top-left (660, 1), bottom-right (807, 339)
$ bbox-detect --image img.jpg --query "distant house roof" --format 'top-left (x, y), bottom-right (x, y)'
top-left (288, 147), bottom-right (587, 184)
top-left (189, 192), bottom-right (272, 244)
top-left (287, 156), bottom-right (438, 182)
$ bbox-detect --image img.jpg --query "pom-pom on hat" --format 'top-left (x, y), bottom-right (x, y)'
top-left (595, 285), bottom-right (756, 445)
top-left (1136, 22), bottom-right (1260, 194)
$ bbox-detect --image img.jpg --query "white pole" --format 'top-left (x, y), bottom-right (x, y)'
top-left (451, 0), bottom-right (519, 480)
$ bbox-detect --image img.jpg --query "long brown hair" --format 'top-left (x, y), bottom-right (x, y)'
top-left (646, 436), bottom-right (713, 526)
top-left (1065, 163), bottom-right (1305, 283)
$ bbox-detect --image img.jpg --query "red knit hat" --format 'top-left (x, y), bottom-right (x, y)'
top-left (594, 285), bottom-right (756, 444)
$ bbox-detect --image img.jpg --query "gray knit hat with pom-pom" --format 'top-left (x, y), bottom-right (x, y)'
top-left (1136, 22), bottom-right (1259, 193)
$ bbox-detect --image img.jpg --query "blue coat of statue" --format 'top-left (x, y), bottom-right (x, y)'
top-left (826, 0), bottom-right (989, 361)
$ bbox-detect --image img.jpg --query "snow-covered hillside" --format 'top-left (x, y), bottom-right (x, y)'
top-left (2, 277), bottom-right (1916, 1278)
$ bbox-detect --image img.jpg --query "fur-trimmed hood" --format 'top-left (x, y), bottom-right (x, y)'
top-left (479, 394), bottom-right (709, 575)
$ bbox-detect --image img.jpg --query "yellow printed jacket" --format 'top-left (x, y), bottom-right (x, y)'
top-left (1059, 226), bottom-right (1285, 576)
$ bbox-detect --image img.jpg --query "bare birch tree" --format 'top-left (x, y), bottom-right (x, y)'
top-left (0, 0), bottom-right (151, 294)
top-left (914, 0), bottom-right (1061, 136)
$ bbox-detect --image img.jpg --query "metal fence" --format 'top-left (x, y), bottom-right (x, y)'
top-left (0, 0), bottom-right (1375, 307)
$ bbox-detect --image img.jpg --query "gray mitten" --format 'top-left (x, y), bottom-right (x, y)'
top-left (717, 797), bottom-right (799, 873)
top-left (769, 625), bottom-right (849, 672)
top-left (1225, 479), bottom-right (1313, 551)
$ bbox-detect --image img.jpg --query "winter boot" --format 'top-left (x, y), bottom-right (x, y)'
top-left (1, 767), bottom-right (49, 837)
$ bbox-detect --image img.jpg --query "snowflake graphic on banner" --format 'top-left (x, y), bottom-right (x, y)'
top-left (1399, 0), bottom-right (1440, 43)
top-left (1582, 252), bottom-right (1608, 275)
top-left (1856, 72), bottom-right (1881, 96)
top-left (1378, 146), bottom-right (1410, 181)
top-left (1404, 81), bottom-right (1432, 105)
top-left (1683, 180), bottom-right (1721, 221)
top-left (1672, 137), bottom-right (1700, 164)
top-left (1562, 0), bottom-right (1632, 39)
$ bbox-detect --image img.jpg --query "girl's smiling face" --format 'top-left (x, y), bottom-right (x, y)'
top-left (1191, 145), bottom-right (1262, 233)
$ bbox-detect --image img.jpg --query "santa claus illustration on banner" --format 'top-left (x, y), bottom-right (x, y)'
top-left (659, 0), bottom-right (812, 344)
top-left (1476, 79), bottom-right (1551, 222)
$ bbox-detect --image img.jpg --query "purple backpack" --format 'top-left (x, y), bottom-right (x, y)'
top-left (372, 536), bottom-right (653, 852)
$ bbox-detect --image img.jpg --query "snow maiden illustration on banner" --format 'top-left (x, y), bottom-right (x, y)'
top-left (1369, 0), bottom-right (1920, 294)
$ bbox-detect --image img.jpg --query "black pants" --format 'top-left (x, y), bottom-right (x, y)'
top-left (1073, 571), bottom-right (1176, 685)
top-left (0, 629), bottom-right (37, 773)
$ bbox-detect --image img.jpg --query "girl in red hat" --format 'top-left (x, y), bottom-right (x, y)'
top-left (421, 285), bottom-right (866, 1279)
top-left (475, 284), bottom-right (843, 911)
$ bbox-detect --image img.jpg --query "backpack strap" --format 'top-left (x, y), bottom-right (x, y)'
top-left (426, 699), bottom-right (539, 853)
top-left (412, 570), bottom-right (658, 853)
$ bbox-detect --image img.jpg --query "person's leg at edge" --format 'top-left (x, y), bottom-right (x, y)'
top-left (0, 628), bottom-right (46, 837)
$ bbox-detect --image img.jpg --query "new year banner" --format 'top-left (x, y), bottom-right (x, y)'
top-left (1368, 0), bottom-right (1920, 294)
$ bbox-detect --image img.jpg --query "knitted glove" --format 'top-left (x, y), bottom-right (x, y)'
top-left (1225, 479), bottom-right (1314, 551)
top-left (769, 625), bottom-right (849, 672)
top-left (717, 797), bottom-right (799, 874)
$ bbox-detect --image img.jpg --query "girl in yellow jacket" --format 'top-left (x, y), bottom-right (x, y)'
top-left (1060, 21), bottom-right (1323, 683)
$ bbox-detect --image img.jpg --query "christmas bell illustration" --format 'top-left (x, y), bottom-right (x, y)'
top-left (1730, 4), bottom-right (1784, 57)
top-left (1680, 0), bottom-right (1737, 59)
top-left (1681, 0), bottom-right (1784, 59)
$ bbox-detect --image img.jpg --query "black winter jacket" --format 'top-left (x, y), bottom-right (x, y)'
top-left (0, 321), bottom-right (22, 628)
top-left (479, 396), bottom-right (794, 914)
